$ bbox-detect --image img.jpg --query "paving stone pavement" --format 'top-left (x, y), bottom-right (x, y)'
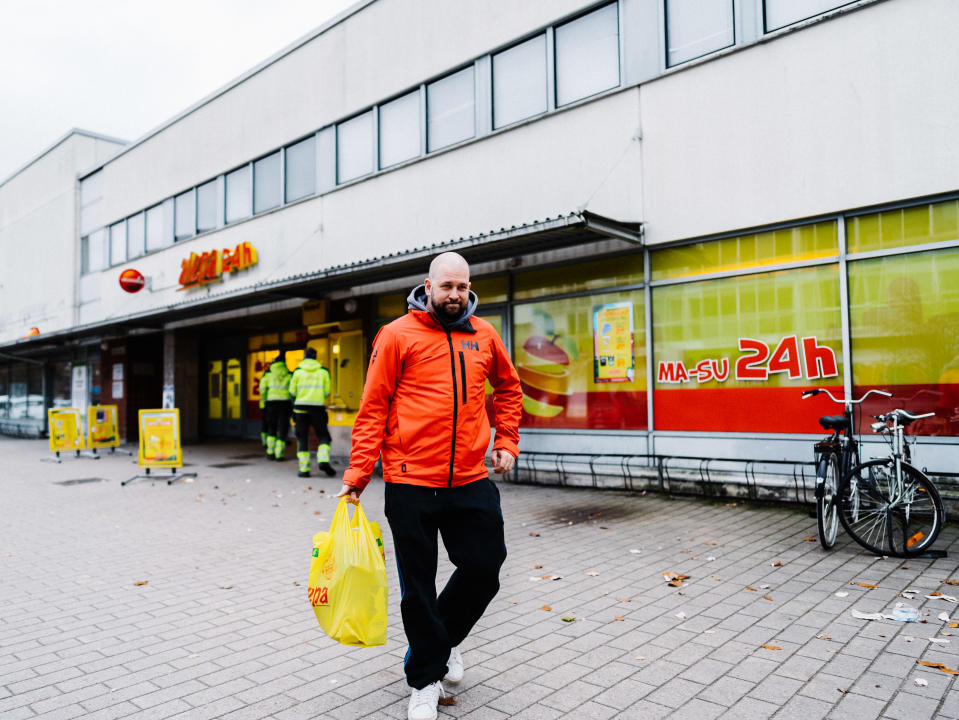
top-left (3, 435), bottom-right (959, 719)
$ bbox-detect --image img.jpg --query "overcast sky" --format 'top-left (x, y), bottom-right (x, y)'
top-left (0, 0), bottom-right (357, 182)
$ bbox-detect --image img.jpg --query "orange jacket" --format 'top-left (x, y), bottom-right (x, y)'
top-left (343, 288), bottom-right (522, 492)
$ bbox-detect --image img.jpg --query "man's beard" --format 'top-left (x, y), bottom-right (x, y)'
top-left (431, 291), bottom-right (463, 320)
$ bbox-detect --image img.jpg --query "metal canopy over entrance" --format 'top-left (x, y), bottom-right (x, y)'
top-left (1, 211), bottom-right (642, 355)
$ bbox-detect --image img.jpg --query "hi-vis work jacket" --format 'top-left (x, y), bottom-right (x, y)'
top-left (343, 285), bottom-right (522, 492)
top-left (260, 360), bottom-right (292, 402)
top-left (290, 358), bottom-right (331, 409)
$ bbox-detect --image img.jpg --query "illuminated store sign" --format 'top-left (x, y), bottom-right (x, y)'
top-left (179, 242), bottom-right (258, 289)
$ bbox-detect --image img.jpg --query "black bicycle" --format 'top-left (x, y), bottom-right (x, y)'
top-left (803, 388), bottom-right (944, 556)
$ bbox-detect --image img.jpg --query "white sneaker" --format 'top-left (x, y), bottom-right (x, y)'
top-left (408, 680), bottom-right (444, 720)
top-left (443, 646), bottom-right (463, 684)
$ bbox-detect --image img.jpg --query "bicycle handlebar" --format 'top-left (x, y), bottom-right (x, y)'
top-left (801, 388), bottom-right (892, 405)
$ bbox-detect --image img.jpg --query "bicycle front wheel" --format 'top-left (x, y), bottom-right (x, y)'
top-left (816, 453), bottom-right (840, 549)
top-left (839, 459), bottom-right (944, 557)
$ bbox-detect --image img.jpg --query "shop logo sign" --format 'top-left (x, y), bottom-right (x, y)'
top-left (179, 241), bottom-right (258, 289)
top-left (658, 335), bottom-right (838, 384)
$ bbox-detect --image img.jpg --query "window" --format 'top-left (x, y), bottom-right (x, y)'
top-left (847, 199), bottom-right (959, 254)
top-left (554, 3), bottom-right (620, 107)
top-left (285, 136), bottom-right (316, 202)
top-left (337, 112), bottom-right (374, 183)
top-left (127, 212), bottom-right (145, 258)
top-left (379, 91), bottom-right (420, 168)
top-left (849, 248), bottom-right (959, 437)
top-left (174, 189), bottom-right (195, 241)
top-left (514, 254), bottom-right (644, 300)
top-left (493, 34), bottom-right (547, 128)
top-left (82, 228), bottom-right (108, 274)
top-left (109, 220), bottom-right (127, 266)
top-left (651, 221), bottom-right (838, 281)
top-left (79, 172), bottom-right (103, 236)
top-left (427, 67), bottom-right (475, 152)
top-left (196, 180), bottom-right (218, 233)
top-left (666, 0), bottom-right (734, 67)
top-left (145, 200), bottom-right (173, 252)
top-left (764, 0), bottom-right (857, 32)
top-left (652, 265), bottom-right (841, 433)
top-left (226, 165), bottom-right (252, 223)
top-left (253, 151), bottom-right (282, 213)
top-left (513, 290), bottom-right (646, 430)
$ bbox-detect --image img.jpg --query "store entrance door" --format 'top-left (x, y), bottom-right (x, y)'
top-left (204, 338), bottom-right (246, 437)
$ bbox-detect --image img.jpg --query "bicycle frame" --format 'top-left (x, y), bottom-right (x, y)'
top-left (804, 388), bottom-right (893, 483)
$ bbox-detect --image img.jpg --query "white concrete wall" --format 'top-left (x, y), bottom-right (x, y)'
top-left (640, 0), bottom-right (959, 244)
top-left (0, 133), bottom-right (124, 344)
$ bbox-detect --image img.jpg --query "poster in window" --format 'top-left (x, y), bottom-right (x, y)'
top-left (593, 301), bottom-right (635, 383)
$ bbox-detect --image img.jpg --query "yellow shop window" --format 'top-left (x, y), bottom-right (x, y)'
top-left (377, 292), bottom-right (407, 319)
top-left (652, 221), bottom-right (837, 281)
top-left (847, 199), bottom-right (959, 254)
top-left (513, 254), bottom-right (644, 300)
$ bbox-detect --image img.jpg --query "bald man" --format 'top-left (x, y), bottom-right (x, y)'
top-left (337, 252), bottom-right (522, 720)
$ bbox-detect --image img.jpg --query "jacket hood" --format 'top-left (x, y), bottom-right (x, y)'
top-left (269, 360), bottom-right (291, 376)
top-left (297, 358), bottom-right (322, 371)
top-left (407, 284), bottom-right (478, 332)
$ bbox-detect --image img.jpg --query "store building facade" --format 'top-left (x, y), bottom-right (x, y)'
top-left (1, 0), bottom-right (957, 471)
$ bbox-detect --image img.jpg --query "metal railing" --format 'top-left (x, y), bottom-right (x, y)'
top-left (509, 450), bottom-right (959, 507)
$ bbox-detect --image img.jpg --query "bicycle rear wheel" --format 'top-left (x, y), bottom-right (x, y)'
top-left (839, 459), bottom-right (944, 557)
top-left (816, 453), bottom-right (840, 549)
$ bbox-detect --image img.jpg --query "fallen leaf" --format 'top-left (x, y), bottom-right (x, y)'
top-left (313, 511), bottom-right (322, 515)
top-left (760, 584), bottom-right (770, 589)
top-left (851, 582), bottom-right (877, 589)
top-left (561, 616), bottom-right (575, 623)
top-left (745, 586), bottom-right (757, 592)
top-left (134, 580), bottom-right (148, 586)
top-left (614, 616), bottom-right (625, 621)
top-left (838, 687), bottom-right (847, 694)
top-left (943, 579), bottom-right (959, 586)
top-left (675, 611), bottom-right (686, 619)
top-left (763, 595), bottom-right (774, 602)
top-left (915, 678), bottom-right (929, 687)
top-left (805, 537), bottom-right (816, 542)
top-left (218, 584), bottom-right (233, 590)
top-left (529, 532), bottom-right (540, 537)
top-left (616, 597), bottom-right (631, 602)
top-left (662, 572), bottom-right (690, 587)
top-left (293, 581), bottom-right (300, 586)
top-left (761, 644), bottom-right (781, 650)
top-left (950, 623), bottom-right (958, 629)
top-left (635, 655), bottom-right (646, 660)
top-left (534, 564), bottom-right (543, 569)
top-left (917, 660), bottom-right (959, 675)
top-left (706, 556), bottom-right (716, 562)
top-left (541, 605), bottom-right (552, 611)
top-left (705, 541), bottom-right (717, 546)
top-left (587, 571), bottom-right (600, 577)
top-left (771, 561), bottom-right (783, 567)
top-left (438, 696), bottom-right (456, 706)
top-left (816, 634), bottom-right (833, 640)
top-left (835, 591), bottom-right (849, 598)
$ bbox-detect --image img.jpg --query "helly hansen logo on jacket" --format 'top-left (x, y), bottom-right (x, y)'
top-left (461, 339), bottom-right (479, 351)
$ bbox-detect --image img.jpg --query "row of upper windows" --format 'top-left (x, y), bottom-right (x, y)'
top-left (79, 0), bottom-right (860, 275)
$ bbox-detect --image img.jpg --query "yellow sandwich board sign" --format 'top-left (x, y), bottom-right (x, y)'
top-left (87, 405), bottom-right (119, 449)
top-left (48, 408), bottom-right (85, 454)
top-left (137, 408), bottom-right (183, 468)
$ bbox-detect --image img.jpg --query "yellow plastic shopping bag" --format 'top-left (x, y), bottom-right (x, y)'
top-left (307, 497), bottom-right (388, 647)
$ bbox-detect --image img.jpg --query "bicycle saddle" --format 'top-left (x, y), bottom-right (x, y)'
top-left (819, 415), bottom-right (847, 431)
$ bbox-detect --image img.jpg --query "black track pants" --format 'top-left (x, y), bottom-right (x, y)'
top-left (384, 478), bottom-right (507, 689)
top-left (293, 406), bottom-right (332, 451)
top-left (264, 400), bottom-right (292, 440)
